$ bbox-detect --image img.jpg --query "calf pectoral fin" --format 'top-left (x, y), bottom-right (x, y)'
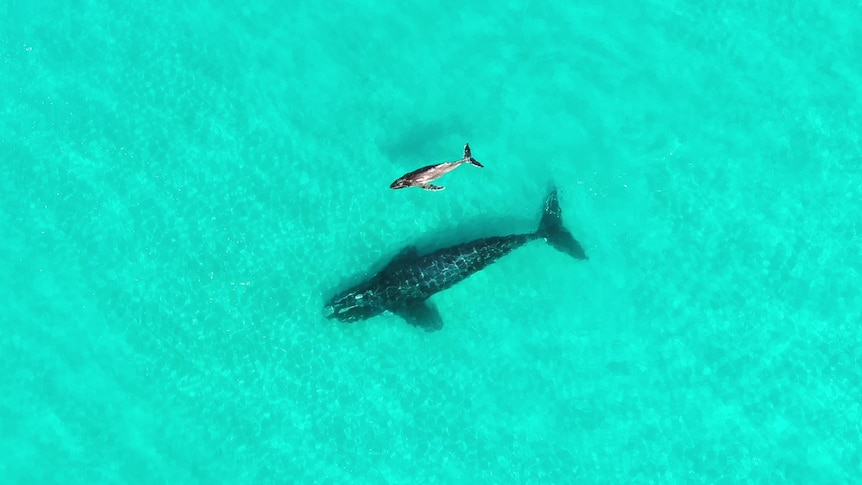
top-left (419, 183), bottom-right (444, 191)
top-left (394, 301), bottom-right (444, 332)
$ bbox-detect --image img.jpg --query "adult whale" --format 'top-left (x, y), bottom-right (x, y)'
top-left (323, 187), bottom-right (587, 331)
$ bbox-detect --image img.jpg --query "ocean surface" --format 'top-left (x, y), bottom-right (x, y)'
top-left (2, 0), bottom-right (860, 483)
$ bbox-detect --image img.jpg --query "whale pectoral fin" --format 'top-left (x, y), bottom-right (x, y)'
top-left (395, 245), bottom-right (418, 260)
top-left (419, 183), bottom-right (444, 191)
top-left (395, 302), bottom-right (444, 332)
top-left (387, 245), bottom-right (419, 267)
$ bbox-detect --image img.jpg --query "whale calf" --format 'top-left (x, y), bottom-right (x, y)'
top-left (323, 187), bottom-right (587, 331)
top-left (389, 143), bottom-right (484, 191)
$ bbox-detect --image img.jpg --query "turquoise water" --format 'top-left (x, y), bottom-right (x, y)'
top-left (2, 0), bottom-right (860, 482)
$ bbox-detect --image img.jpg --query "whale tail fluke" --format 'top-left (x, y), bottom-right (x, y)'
top-left (463, 143), bottom-right (484, 168)
top-left (537, 187), bottom-right (588, 260)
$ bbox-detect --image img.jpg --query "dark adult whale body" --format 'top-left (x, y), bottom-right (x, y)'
top-left (323, 187), bottom-right (587, 331)
top-left (389, 143), bottom-right (484, 191)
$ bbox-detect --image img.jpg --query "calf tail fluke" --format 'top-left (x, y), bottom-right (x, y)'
top-left (463, 143), bottom-right (484, 167)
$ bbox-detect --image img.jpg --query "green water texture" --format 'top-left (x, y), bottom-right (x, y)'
top-left (2, 0), bottom-right (861, 483)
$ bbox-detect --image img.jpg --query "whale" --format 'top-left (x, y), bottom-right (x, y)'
top-left (389, 143), bottom-right (484, 191)
top-left (323, 187), bottom-right (587, 331)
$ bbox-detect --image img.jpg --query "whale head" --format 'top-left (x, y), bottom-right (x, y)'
top-left (323, 285), bottom-right (386, 322)
top-left (389, 177), bottom-right (413, 190)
